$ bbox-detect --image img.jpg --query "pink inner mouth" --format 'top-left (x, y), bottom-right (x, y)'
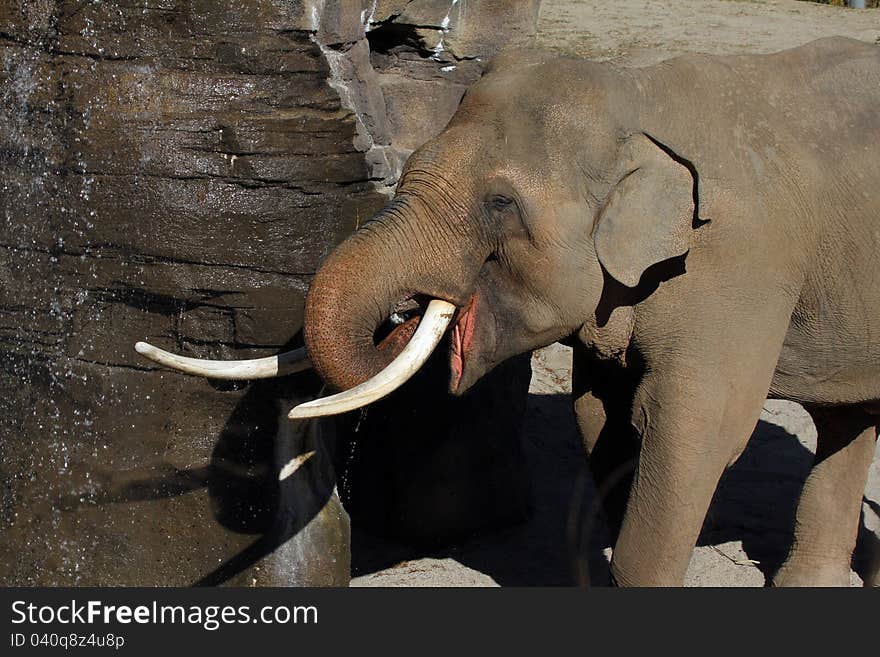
top-left (377, 315), bottom-right (420, 356)
top-left (451, 294), bottom-right (477, 391)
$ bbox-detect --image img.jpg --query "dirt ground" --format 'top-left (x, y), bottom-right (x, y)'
top-left (536, 0), bottom-right (880, 65)
top-left (351, 0), bottom-right (880, 587)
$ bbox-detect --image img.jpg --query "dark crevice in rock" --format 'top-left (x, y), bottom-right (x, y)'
top-left (0, 243), bottom-right (316, 278)
top-left (366, 21), bottom-right (434, 58)
top-left (70, 356), bottom-right (155, 372)
top-left (77, 169), bottom-right (368, 193)
top-left (86, 285), bottom-right (244, 316)
top-left (1, 31), bottom-right (135, 61)
top-left (319, 39), bottom-right (362, 53)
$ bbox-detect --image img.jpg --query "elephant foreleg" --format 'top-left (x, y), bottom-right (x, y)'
top-left (609, 367), bottom-right (767, 586)
top-left (773, 407), bottom-right (878, 587)
top-left (571, 347), bottom-right (639, 541)
top-left (572, 389), bottom-right (639, 539)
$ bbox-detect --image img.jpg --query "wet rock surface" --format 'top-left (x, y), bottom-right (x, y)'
top-left (1, 1), bottom-right (541, 585)
top-left (0, 0), bottom-right (380, 586)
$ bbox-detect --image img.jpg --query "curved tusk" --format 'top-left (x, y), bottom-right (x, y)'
top-left (288, 299), bottom-right (456, 419)
top-left (134, 341), bottom-right (312, 380)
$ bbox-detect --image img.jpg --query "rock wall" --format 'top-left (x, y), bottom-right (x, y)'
top-left (0, 0), bottom-right (540, 585)
top-left (0, 0), bottom-right (372, 587)
top-left (311, 0), bottom-right (542, 191)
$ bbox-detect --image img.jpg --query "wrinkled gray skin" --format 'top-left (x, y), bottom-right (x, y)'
top-left (305, 37), bottom-right (880, 586)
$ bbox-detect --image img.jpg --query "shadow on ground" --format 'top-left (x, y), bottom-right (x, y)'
top-left (351, 393), bottom-right (879, 586)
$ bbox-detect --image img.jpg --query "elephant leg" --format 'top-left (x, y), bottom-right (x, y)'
top-left (773, 407), bottom-right (877, 587)
top-left (609, 367), bottom-right (767, 586)
top-left (571, 347), bottom-right (639, 540)
top-left (572, 389), bottom-right (638, 539)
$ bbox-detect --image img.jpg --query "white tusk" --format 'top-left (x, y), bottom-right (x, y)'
top-left (288, 299), bottom-right (456, 419)
top-left (134, 341), bottom-right (312, 379)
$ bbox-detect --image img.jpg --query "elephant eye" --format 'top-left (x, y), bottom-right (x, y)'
top-left (488, 194), bottom-right (514, 211)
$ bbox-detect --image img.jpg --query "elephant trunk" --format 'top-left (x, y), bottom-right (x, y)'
top-left (303, 236), bottom-right (404, 391)
top-left (304, 200), bottom-right (463, 393)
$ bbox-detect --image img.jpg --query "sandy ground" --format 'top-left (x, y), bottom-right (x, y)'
top-left (536, 0), bottom-right (880, 65)
top-left (351, 0), bottom-right (880, 587)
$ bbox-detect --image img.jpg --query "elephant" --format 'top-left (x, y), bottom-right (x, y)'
top-left (139, 36), bottom-right (880, 586)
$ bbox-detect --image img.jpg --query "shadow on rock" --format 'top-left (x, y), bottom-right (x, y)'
top-left (194, 370), bottom-right (349, 586)
top-left (56, 353), bottom-right (350, 587)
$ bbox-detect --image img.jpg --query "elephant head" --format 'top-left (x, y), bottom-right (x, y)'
top-left (299, 56), bottom-right (699, 407)
top-left (137, 54), bottom-right (700, 415)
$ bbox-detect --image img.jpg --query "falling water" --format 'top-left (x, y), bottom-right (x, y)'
top-left (1, 0), bottom-right (357, 586)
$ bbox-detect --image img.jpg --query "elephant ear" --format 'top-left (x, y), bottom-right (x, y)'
top-left (593, 134), bottom-right (696, 288)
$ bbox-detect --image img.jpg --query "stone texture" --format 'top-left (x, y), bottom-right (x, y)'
top-left (0, 0), bottom-right (375, 586)
top-left (365, 0), bottom-right (542, 177)
top-left (0, 0), bottom-right (541, 585)
top-left (378, 73), bottom-right (466, 152)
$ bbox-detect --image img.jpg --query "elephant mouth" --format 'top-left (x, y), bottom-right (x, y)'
top-left (450, 293), bottom-right (477, 393)
top-left (371, 290), bottom-right (479, 394)
top-left (374, 294), bottom-right (432, 357)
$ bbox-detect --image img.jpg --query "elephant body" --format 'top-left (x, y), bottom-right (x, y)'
top-left (569, 37), bottom-right (880, 585)
top-left (303, 37), bottom-right (879, 585)
top-left (629, 37), bottom-right (880, 410)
